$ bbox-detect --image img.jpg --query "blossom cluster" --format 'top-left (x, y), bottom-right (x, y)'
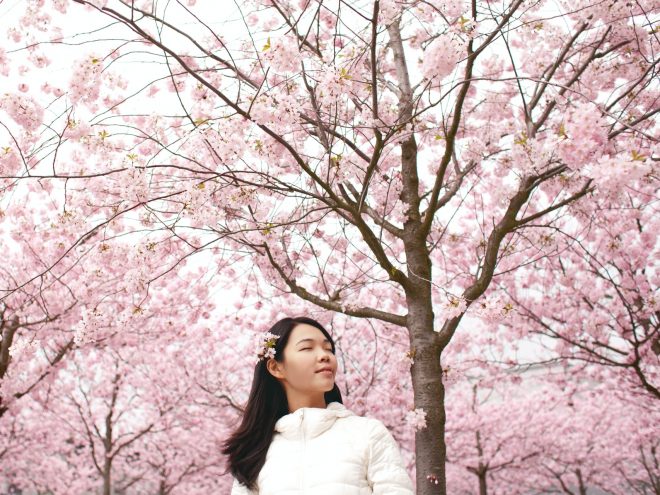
top-left (405, 407), bottom-right (428, 431)
top-left (0, 93), bottom-right (44, 133)
top-left (422, 34), bottom-right (465, 83)
top-left (254, 332), bottom-right (280, 364)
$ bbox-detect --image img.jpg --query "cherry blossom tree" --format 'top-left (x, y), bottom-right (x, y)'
top-left (2, 344), bottom-right (224, 495)
top-left (0, 199), bottom-right (220, 492)
top-left (443, 368), bottom-right (660, 495)
top-left (1, 394), bottom-right (97, 494)
top-left (0, 187), bottom-right (81, 418)
top-left (527, 386), bottom-right (659, 495)
top-left (504, 191), bottom-right (659, 399)
top-left (617, 435), bottom-right (660, 495)
top-left (0, 209), bottom-right (214, 416)
top-left (1, 0), bottom-right (658, 493)
top-left (445, 381), bottom-right (544, 495)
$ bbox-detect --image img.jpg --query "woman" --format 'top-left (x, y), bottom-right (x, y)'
top-left (222, 316), bottom-right (415, 494)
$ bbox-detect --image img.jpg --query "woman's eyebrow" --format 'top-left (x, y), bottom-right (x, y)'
top-left (296, 338), bottom-right (332, 345)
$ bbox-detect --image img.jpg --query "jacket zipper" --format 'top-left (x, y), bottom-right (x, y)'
top-left (301, 408), bottom-right (307, 493)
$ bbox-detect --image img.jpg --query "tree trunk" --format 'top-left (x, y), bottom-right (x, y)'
top-left (387, 12), bottom-right (448, 493)
top-left (409, 300), bottom-right (445, 494)
top-left (103, 458), bottom-right (112, 495)
top-left (478, 467), bottom-right (488, 495)
top-left (475, 430), bottom-right (488, 495)
top-left (576, 468), bottom-right (587, 495)
top-left (102, 373), bottom-right (119, 495)
top-left (0, 316), bottom-right (19, 418)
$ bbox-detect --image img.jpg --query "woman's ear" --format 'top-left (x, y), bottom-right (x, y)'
top-left (267, 358), bottom-right (284, 379)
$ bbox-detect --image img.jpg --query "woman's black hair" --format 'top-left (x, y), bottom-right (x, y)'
top-left (221, 316), bottom-right (343, 491)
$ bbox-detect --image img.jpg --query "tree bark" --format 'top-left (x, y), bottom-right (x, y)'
top-left (103, 457), bottom-right (112, 495)
top-left (478, 468), bottom-right (488, 495)
top-left (409, 306), bottom-right (444, 494)
top-left (386, 15), bottom-right (448, 494)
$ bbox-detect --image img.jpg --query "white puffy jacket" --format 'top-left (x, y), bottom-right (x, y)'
top-left (230, 401), bottom-right (415, 494)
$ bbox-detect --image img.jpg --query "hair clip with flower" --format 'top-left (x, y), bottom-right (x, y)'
top-left (255, 332), bottom-right (280, 363)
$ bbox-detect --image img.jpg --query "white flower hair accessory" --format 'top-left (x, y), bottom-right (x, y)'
top-left (255, 332), bottom-right (280, 364)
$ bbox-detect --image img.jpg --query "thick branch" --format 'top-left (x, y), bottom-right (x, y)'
top-left (261, 243), bottom-right (407, 326)
top-left (436, 174), bottom-right (540, 348)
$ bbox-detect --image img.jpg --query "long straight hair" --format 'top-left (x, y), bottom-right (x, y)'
top-left (221, 316), bottom-right (343, 491)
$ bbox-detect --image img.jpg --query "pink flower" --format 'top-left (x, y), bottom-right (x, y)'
top-left (0, 48), bottom-right (10, 76)
top-left (422, 34), bottom-right (465, 82)
top-left (556, 102), bottom-right (608, 168)
top-left (0, 93), bottom-right (44, 132)
top-left (378, 0), bottom-right (401, 25)
top-left (406, 408), bottom-right (428, 431)
top-left (254, 332), bottom-right (280, 363)
top-left (68, 56), bottom-right (104, 105)
top-left (262, 36), bottom-right (301, 74)
top-left (442, 295), bottom-right (467, 320)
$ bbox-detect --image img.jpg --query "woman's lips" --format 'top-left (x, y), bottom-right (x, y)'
top-left (317, 370), bottom-right (333, 376)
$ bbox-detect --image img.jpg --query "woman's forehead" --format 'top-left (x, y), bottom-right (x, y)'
top-left (290, 323), bottom-right (329, 343)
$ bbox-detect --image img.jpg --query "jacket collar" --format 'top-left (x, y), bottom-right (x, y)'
top-left (274, 401), bottom-right (354, 440)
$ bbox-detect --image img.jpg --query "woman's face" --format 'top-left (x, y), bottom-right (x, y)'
top-left (267, 323), bottom-right (337, 396)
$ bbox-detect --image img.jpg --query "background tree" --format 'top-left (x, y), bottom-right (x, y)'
top-left (446, 380), bottom-right (543, 495)
top-left (3, 346), bottom-right (218, 495)
top-left (504, 190), bottom-right (659, 399)
top-left (444, 367), bottom-right (660, 495)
